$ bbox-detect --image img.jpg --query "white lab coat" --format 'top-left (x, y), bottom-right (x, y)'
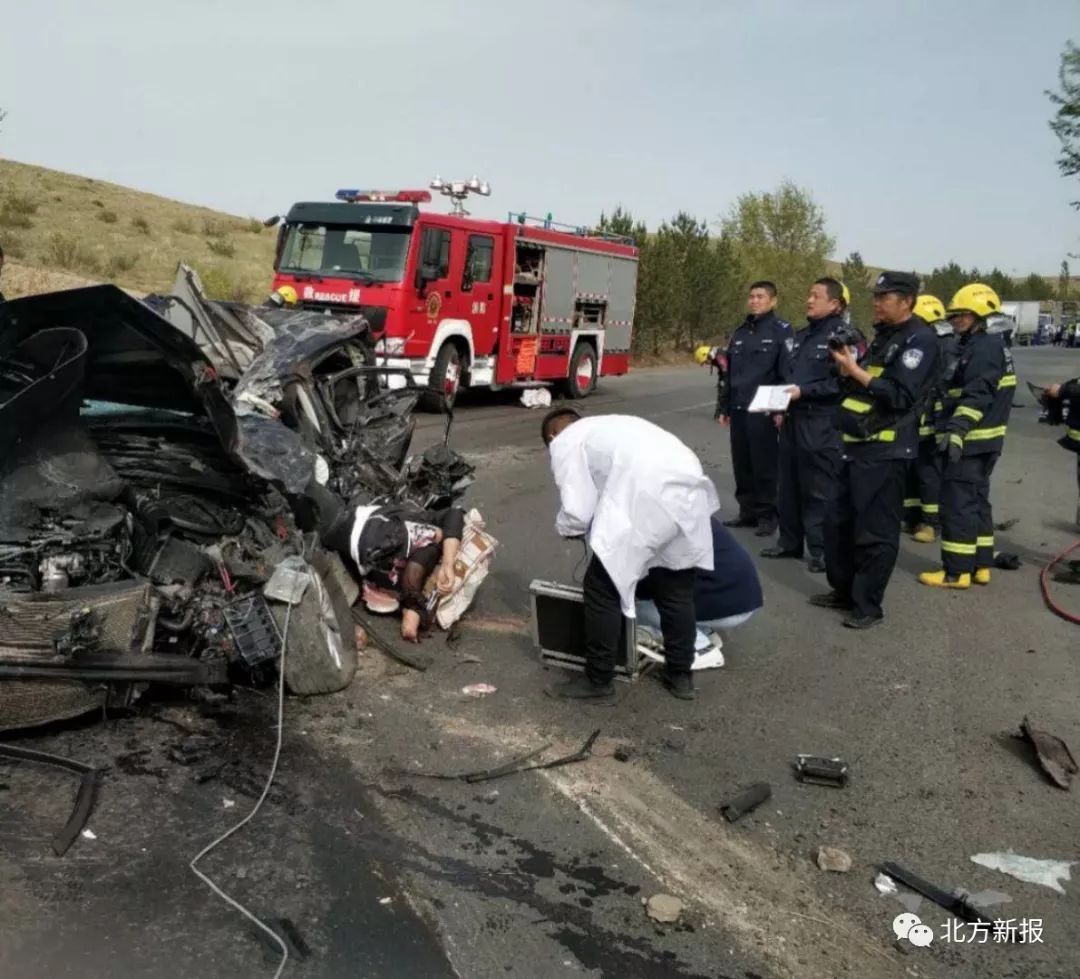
top-left (549, 415), bottom-right (719, 616)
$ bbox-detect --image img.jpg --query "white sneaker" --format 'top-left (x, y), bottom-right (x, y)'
top-left (692, 644), bottom-right (725, 670)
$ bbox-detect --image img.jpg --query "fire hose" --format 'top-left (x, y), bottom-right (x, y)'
top-left (1040, 538), bottom-right (1080, 625)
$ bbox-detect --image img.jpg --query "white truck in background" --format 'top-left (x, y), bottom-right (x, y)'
top-left (1001, 301), bottom-right (1040, 345)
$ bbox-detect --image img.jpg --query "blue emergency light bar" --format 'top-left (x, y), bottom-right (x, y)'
top-left (335, 189), bottom-right (432, 203)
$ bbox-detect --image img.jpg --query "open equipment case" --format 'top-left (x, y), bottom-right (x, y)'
top-left (529, 579), bottom-right (642, 682)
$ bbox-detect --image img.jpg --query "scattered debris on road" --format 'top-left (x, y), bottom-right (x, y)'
top-left (520, 388), bottom-right (552, 410)
top-left (0, 742), bottom-right (102, 856)
top-left (718, 782), bottom-right (771, 823)
top-left (397, 729), bottom-right (601, 784)
top-left (461, 683), bottom-right (497, 698)
top-left (645, 893), bottom-right (684, 924)
top-left (794, 754), bottom-right (849, 788)
top-left (970, 852), bottom-right (1075, 894)
top-left (880, 862), bottom-right (997, 924)
top-left (1019, 716), bottom-right (1078, 789)
top-left (994, 552), bottom-right (1022, 570)
top-left (874, 872), bottom-right (898, 895)
top-left (994, 517), bottom-right (1020, 531)
top-left (816, 846), bottom-right (853, 873)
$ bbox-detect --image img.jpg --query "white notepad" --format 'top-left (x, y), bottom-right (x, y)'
top-left (748, 385), bottom-right (792, 413)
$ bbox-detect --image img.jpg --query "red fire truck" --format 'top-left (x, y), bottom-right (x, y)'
top-left (269, 187), bottom-right (638, 405)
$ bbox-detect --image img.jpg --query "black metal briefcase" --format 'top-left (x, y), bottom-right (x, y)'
top-left (529, 579), bottom-right (640, 681)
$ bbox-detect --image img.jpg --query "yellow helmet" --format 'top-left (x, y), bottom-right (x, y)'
top-left (276, 284), bottom-right (299, 306)
top-left (947, 283), bottom-right (1001, 319)
top-left (694, 344), bottom-right (713, 366)
top-left (839, 282), bottom-right (851, 307)
top-left (913, 294), bottom-right (946, 323)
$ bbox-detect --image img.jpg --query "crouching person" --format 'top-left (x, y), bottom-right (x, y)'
top-left (542, 408), bottom-right (720, 702)
top-left (635, 515), bottom-right (762, 668)
top-left (301, 484), bottom-right (464, 642)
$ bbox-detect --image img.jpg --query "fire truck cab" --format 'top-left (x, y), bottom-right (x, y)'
top-left (270, 189), bottom-right (637, 405)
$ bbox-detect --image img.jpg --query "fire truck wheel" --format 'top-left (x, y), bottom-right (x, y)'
top-left (565, 343), bottom-right (597, 399)
top-left (424, 342), bottom-right (465, 411)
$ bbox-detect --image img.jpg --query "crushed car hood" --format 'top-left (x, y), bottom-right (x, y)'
top-left (0, 285), bottom-right (322, 494)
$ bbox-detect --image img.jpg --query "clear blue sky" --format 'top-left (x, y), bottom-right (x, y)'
top-left (1, 0), bottom-right (1076, 275)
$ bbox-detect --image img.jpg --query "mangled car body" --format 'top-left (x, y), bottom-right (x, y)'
top-left (0, 271), bottom-right (474, 731)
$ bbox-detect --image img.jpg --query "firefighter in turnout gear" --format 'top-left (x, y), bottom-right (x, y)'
top-left (761, 278), bottom-right (849, 573)
top-left (812, 272), bottom-right (939, 628)
top-left (1039, 377), bottom-right (1080, 530)
top-left (717, 281), bottom-right (792, 536)
top-left (918, 284), bottom-right (1015, 589)
top-left (904, 294), bottom-right (958, 543)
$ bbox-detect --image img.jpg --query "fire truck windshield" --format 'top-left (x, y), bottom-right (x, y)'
top-left (278, 223), bottom-right (411, 283)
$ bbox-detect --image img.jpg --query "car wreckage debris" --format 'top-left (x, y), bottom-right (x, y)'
top-left (0, 743), bottom-right (102, 857)
top-left (397, 729), bottom-right (602, 784)
top-left (1018, 716), bottom-right (1078, 790)
top-left (718, 782), bottom-right (772, 823)
top-left (793, 754), bottom-right (850, 788)
top-left (879, 862), bottom-right (998, 926)
top-left (0, 275), bottom-right (478, 728)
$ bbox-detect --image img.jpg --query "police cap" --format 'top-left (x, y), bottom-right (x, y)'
top-left (873, 271), bottom-right (920, 297)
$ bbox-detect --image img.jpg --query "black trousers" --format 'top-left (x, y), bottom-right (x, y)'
top-left (730, 409), bottom-right (779, 525)
top-left (776, 411), bottom-right (840, 559)
top-left (904, 439), bottom-right (944, 529)
top-left (583, 556), bottom-right (695, 683)
top-left (940, 453), bottom-right (998, 576)
top-left (825, 456), bottom-right (907, 620)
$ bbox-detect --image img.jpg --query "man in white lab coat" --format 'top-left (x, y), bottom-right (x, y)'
top-left (542, 408), bottom-right (720, 701)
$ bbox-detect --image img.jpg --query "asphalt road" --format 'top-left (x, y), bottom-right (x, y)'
top-left (2, 346), bottom-right (1079, 979)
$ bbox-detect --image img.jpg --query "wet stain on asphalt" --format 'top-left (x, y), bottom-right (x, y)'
top-left (375, 784), bottom-right (733, 979)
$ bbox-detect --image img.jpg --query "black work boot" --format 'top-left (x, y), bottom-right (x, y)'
top-left (546, 675), bottom-right (615, 702)
top-left (761, 546), bottom-right (801, 559)
top-left (662, 671), bottom-right (695, 701)
top-left (842, 613), bottom-right (883, 630)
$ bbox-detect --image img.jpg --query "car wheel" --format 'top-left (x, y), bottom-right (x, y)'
top-left (423, 342), bottom-right (465, 411)
top-left (273, 549), bottom-right (357, 696)
top-left (565, 343), bottom-right (597, 399)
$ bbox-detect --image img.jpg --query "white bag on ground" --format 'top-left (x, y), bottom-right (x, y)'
top-left (426, 509), bottom-right (499, 629)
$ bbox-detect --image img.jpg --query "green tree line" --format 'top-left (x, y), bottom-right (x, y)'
top-left (597, 182), bottom-right (1065, 356)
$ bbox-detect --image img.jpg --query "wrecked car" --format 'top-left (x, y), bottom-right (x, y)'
top-left (0, 270), bottom-right (475, 731)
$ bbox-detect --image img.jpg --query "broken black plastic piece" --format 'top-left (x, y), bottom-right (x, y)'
top-left (719, 782), bottom-right (771, 823)
top-left (793, 754), bottom-right (849, 787)
top-left (0, 743), bottom-right (102, 856)
top-left (399, 730), bottom-right (601, 784)
top-left (879, 862), bottom-right (997, 927)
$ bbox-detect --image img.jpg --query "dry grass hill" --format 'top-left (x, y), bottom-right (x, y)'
top-left (0, 158), bottom-right (276, 301)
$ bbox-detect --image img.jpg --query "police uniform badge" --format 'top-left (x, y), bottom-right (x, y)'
top-left (901, 348), bottom-right (924, 369)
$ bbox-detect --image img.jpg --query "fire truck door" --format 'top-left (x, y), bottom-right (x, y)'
top-left (460, 233), bottom-right (501, 358)
top-left (409, 224), bottom-right (456, 348)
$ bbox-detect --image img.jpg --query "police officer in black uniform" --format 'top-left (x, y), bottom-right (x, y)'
top-left (761, 278), bottom-right (849, 573)
top-left (811, 272), bottom-right (939, 629)
top-left (716, 281), bottom-right (792, 536)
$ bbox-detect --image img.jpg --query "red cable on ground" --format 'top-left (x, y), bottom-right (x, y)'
top-left (1040, 538), bottom-right (1080, 624)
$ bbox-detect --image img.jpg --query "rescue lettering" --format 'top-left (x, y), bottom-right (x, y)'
top-left (301, 286), bottom-right (362, 303)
